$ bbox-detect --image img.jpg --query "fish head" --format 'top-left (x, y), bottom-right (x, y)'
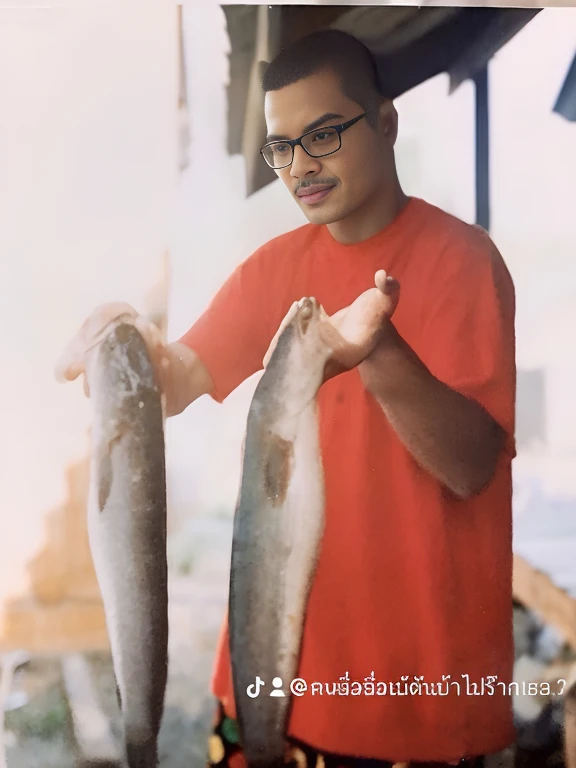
top-left (88, 322), bottom-right (162, 448)
top-left (284, 297), bottom-right (332, 368)
top-left (294, 296), bottom-right (321, 337)
top-left (55, 303), bottom-right (138, 384)
top-left (261, 297), bottom-right (332, 412)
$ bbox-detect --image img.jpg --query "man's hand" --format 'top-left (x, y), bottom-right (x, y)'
top-left (55, 302), bottom-right (214, 417)
top-left (324, 269), bottom-right (400, 377)
top-left (54, 302), bottom-right (170, 397)
top-left (263, 270), bottom-right (400, 382)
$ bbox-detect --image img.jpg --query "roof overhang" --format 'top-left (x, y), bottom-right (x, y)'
top-left (220, 4), bottom-right (541, 195)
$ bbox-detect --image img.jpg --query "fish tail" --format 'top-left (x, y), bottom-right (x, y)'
top-left (124, 733), bottom-right (159, 768)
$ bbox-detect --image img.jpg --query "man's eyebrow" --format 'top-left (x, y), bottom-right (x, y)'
top-left (265, 112), bottom-right (345, 143)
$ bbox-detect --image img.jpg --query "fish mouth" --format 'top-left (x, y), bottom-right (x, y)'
top-left (296, 297), bottom-right (319, 335)
top-left (85, 312), bottom-right (138, 355)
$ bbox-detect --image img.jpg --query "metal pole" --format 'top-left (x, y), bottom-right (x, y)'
top-left (474, 64), bottom-right (490, 232)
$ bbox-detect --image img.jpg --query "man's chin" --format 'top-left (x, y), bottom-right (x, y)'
top-left (298, 202), bottom-right (347, 226)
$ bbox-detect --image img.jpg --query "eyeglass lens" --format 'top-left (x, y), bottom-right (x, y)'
top-left (262, 127), bottom-right (340, 168)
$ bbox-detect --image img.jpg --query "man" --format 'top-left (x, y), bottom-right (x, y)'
top-left (56, 29), bottom-right (517, 768)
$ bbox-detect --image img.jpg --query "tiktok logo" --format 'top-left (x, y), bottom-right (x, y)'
top-left (246, 676), bottom-right (266, 698)
top-left (246, 676), bottom-right (286, 698)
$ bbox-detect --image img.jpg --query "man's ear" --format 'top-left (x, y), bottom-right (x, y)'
top-left (378, 100), bottom-right (398, 145)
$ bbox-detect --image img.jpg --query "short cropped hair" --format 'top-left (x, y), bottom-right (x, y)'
top-left (261, 29), bottom-right (385, 126)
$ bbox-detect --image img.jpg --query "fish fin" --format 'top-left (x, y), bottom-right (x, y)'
top-left (264, 434), bottom-right (294, 507)
top-left (97, 428), bottom-right (125, 512)
top-left (97, 446), bottom-right (113, 512)
top-left (115, 676), bottom-right (122, 711)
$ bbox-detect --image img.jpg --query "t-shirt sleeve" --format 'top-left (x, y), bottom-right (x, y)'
top-left (419, 227), bottom-right (517, 457)
top-left (177, 248), bottom-right (276, 403)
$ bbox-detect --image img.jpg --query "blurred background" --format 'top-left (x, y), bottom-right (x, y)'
top-left (0, 1), bottom-right (575, 766)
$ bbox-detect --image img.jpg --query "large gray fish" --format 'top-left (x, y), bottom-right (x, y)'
top-left (229, 297), bottom-right (333, 767)
top-left (85, 319), bottom-right (168, 768)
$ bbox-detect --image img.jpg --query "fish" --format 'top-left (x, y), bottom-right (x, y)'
top-left (229, 296), bottom-right (333, 767)
top-left (85, 318), bottom-right (168, 768)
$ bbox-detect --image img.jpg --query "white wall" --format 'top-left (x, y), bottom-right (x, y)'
top-left (489, 9), bottom-right (576, 362)
top-left (488, 9), bottom-right (576, 475)
top-left (0, 1), bottom-right (178, 606)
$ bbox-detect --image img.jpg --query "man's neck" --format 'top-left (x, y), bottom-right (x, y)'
top-left (326, 182), bottom-right (410, 245)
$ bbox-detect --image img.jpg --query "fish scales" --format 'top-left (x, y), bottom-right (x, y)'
top-left (86, 321), bottom-right (168, 768)
top-left (230, 298), bottom-right (333, 767)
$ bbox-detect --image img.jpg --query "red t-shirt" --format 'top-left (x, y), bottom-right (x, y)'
top-left (179, 197), bottom-right (517, 763)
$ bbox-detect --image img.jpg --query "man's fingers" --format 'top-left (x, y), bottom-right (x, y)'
top-left (54, 304), bottom-right (169, 407)
top-left (133, 316), bottom-right (171, 389)
top-left (375, 269), bottom-right (387, 291)
top-left (375, 269), bottom-right (400, 295)
top-left (134, 315), bottom-right (164, 358)
top-left (54, 303), bottom-right (139, 385)
top-left (54, 340), bottom-right (86, 383)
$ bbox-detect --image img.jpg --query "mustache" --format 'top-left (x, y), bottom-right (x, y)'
top-left (294, 178), bottom-right (338, 194)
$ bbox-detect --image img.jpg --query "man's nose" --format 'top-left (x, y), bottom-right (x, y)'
top-left (290, 144), bottom-right (321, 179)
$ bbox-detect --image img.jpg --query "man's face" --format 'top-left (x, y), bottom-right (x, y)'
top-left (263, 67), bottom-right (395, 226)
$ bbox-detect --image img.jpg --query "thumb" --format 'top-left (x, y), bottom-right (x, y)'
top-left (375, 269), bottom-right (400, 296)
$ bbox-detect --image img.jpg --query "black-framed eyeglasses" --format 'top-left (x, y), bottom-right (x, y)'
top-left (260, 111), bottom-right (370, 170)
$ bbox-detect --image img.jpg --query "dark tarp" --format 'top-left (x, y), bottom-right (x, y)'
top-left (554, 51), bottom-right (576, 122)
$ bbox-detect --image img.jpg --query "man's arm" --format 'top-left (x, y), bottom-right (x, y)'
top-left (358, 230), bottom-right (515, 501)
top-left (174, 243), bottom-right (286, 406)
top-left (54, 305), bottom-right (215, 416)
top-left (358, 323), bottom-right (506, 500)
top-left (160, 341), bottom-right (214, 417)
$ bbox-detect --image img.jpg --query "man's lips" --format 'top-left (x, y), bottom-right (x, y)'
top-left (295, 184), bottom-right (336, 204)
